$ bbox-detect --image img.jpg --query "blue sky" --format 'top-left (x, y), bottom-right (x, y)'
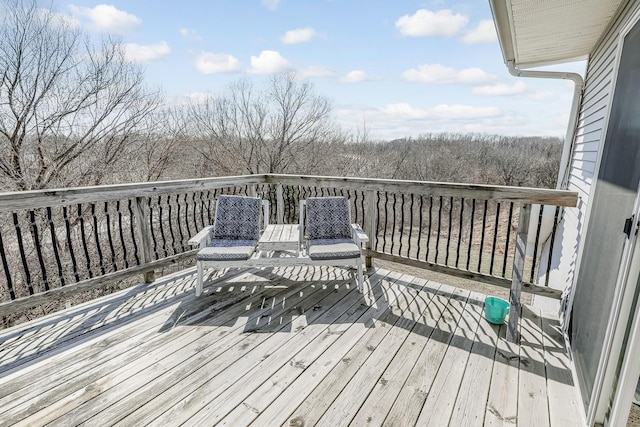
top-left (44, 0), bottom-right (585, 140)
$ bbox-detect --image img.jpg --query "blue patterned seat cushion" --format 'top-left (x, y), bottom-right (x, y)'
top-left (212, 195), bottom-right (261, 240)
top-left (306, 197), bottom-right (352, 240)
top-left (197, 239), bottom-right (257, 261)
top-left (308, 238), bottom-right (361, 260)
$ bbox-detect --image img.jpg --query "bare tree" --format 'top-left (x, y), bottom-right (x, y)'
top-left (188, 73), bottom-right (342, 175)
top-left (0, 0), bottom-right (162, 191)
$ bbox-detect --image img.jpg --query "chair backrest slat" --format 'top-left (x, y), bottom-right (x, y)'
top-left (305, 197), bottom-right (352, 240)
top-left (213, 195), bottom-right (262, 240)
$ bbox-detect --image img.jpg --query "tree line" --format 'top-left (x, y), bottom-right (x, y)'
top-left (0, 0), bottom-right (562, 193)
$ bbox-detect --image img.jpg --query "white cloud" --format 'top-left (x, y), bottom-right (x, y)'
top-left (281, 27), bottom-right (317, 44)
top-left (298, 65), bottom-right (334, 78)
top-left (402, 64), bottom-right (496, 85)
top-left (381, 103), bottom-right (501, 120)
top-left (195, 52), bottom-right (241, 74)
top-left (462, 20), bottom-right (498, 44)
top-left (262, 0), bottom-right (280, 11)
top-left (340, 70), bottom-right (368, 83)
top-left (428, 104), bottom-right (501, 119)
top-left (472, 81), bottom-right (527, 96)
top-left (248, 50), bottom-right (291, 74)
top-left (335, 103), bottom-right (506, 140)
top-left (179, 28), bottom-right (202, 41)
top-left (124, 42), bottom-right (170, 64)
top-left (396, 9), bottom-right (468, 38)
top-left (68, 4), bottom-right (141, 33)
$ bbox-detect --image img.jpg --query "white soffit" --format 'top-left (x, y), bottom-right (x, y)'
top-left (491, 0), bottom-right (625, 67)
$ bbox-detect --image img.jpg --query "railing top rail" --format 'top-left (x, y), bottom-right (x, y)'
top-left (0, 173), bottom-right (579, 212)
top-left (0, 175), bottom-right (267, 211)
top-left (265, 174), bottom-right (579, 207)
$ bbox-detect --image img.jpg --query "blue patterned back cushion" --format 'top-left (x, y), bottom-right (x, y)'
top-left (306, 197), bottom-right (352, 240)
top-left (212, 195), bottom-right (261, 240)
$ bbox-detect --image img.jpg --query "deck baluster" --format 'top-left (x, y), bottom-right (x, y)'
top-left (363, 189), bottom-right (376, 268)
top-left (148, 198), bottom-right (160, 261)
top-left (426, 196), bottom-right (433, 262)
top-left (91, 204), bottom-right (106, 275)
top-left (456, 198), bottom-right (464, 268)
top-left (530, 204), bottom-right (545, 283)
top-left (478, 200), bottom-right (488, 273)
top-left (105, 202), bottom-right (118, 269)
top-left (545, 206), bottom-right (561, 287)
top-left (128, 200), bottom-right (140, 266)
top-left (63, 206), bottom-right (81, 281)
top-left (416, 195), bottom-right (424, 260)
top-left (47, 207), bottom-right (65, 287)
top-left (166, 196), bottom-right (176, 255)
top-left (157, 196), bottom-right (169, 258)
top-left (408, 194), bottom-right (414, 258)
top-left (502, 203), bottom-right (515, 278)
top-left (78, 205), bottom-right (93, 278)
top-left (175, 195), bottom-right (185, 252)
top-left (446, 196), bottom-right (453, 265)
top-left (435, 196), bottom-right (442, 264)
top-left (467, 199), bottom-right (476, 271)
top-left (490, 202), bottom-right (501, 275)
top-left (397, 193), bottom-right (404, 256)
top-left (29, 210), bottom-right (49, 291)
top-left (0, 228), bottom-right (15, 300)
top-left (14, 212), bottom-right (33, 295)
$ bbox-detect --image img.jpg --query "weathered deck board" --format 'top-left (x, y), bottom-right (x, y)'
top-left (542, 313), bottom-right (585, 426)
top-left (0, 265), bottom-right (584, 427)
top-left (347, 278), bottom-right (443, 427)
top-left (313, 275), bottom-right (432, 427)
top-left (449, 292), bottom-right (501, 427)
top-left (484, 322), bottom-right (520, 426)
top-left (379, 283), bottom-right (460, 427)
top-left (198, 271), bottom-right (403, 426)
top-left (280, 272), bottom-right (421, 427)
top-left (414, 288), bottom-right (481, 426)
top-left (518, 307), bottom-right (551, 427)
top-left (53, 267), bottom-right (349, 426)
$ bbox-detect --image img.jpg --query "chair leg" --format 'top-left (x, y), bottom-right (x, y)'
top-left (196, 262), bottom-right (203, 297)
top-left (357, 258), bottom-right (364, 293)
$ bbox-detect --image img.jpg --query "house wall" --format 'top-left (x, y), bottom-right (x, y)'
top-left (556, 1), bottom-right (640, 422)
top-left (551, 0), bottom-right (640, 323)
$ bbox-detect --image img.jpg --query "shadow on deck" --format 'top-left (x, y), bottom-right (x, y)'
top-left (0, 265), bottom-right (584, 426)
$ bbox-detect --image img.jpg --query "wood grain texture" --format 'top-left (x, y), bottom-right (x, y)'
top-left (0, 265), bottom-right (583, 427)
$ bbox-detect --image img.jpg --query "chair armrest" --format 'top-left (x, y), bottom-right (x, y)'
top-left (351, 224), bottom-right (369, 245)
top-left (188, 226), bottom-right (214, 249)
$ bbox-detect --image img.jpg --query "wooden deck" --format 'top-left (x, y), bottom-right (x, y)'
top-left (0, 265), bottom-right (584, 426)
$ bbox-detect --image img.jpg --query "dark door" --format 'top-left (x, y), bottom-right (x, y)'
top-left (571, 18), bottom-right (640, 412)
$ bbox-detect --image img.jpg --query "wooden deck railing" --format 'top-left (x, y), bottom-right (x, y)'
top-left (0, 174), bottom-right (578, 320)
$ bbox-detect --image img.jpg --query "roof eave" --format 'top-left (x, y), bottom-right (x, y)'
top-left (488, 0), bottom-right (516, 64)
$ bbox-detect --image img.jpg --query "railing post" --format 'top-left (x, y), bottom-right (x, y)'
top-left (507, 203), bottom-right (531, 342)
top-left (133, 196), bottom-right (155, 283)
top-left (364, 189), bottom-right (377, 269)
top-left (276, 183), bottom-right (284, 224)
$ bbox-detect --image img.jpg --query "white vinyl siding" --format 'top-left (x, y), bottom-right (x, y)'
top-left (553, 0), bottom-right (640, 292)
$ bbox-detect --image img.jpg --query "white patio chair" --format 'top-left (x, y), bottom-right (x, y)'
top-left (299, 196), bottom-right (366, 291)
top-left (188, 195), bottom-right (268, 296)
